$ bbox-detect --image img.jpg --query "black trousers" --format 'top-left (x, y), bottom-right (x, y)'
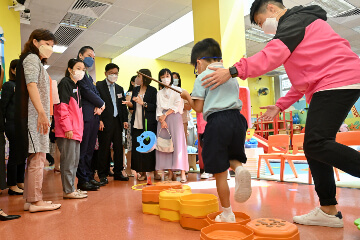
top-left (304, 89), bottom-right (360, 206)
top-left (5, 121), bottom-right (25, 186)
top-left (97, 117), bottom-right (123, 178)
top-left (77, 117), bottom-right (99, 184)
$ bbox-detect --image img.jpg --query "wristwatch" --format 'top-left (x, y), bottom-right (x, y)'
top-left (143, 102), bottom-right (148, 108)
top-left (229, 66), bottom-right (238, 78)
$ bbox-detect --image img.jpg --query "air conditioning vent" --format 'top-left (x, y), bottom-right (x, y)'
top-left (54, 26), bottom-right (84, 46)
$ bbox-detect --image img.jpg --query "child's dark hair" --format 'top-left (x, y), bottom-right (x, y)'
top-left (138, 69), bottom-right (152, 87)
top-left (77, 46), bottom-right (94, 59)
top-left (158, 68), bottom-right (173, 90)
top-left (191, 38), bottom-right (222, 66)
top-left (65, 59), bottom-right (85, 78)
top-left (250, 0), bottom-right (285, 25)
top-left (105, 63), bottom-right (119, 72)
top-left (9, 59), bottom-right (19, 81)
top-left (172, 72), bottom-right (181, 87)
top-left (128, 75), bottom-right (136, 92)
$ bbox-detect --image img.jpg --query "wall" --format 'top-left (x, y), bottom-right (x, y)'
top-left (0, 0), bottom-right (21, 81)
top-left (112, 54), bottom-right (195, 92)
top-left (94, 56), bottom-right (111, 82)
top-left (248, 76), bottom-right (275, 115)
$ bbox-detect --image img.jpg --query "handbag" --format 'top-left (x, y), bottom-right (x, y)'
top-left (156, 127), bottom-right (174, 153)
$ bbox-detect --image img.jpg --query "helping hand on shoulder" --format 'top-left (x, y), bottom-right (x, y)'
top-left (201, 67), bottom-right (232, 90)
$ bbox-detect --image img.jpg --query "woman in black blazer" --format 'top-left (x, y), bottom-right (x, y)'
top-left (124, 69), bottom-right (157, 181)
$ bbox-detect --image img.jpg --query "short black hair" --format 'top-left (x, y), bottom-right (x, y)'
top-left (77, 46), bottom-right (94, 59)
top-left (250, 0), bottom-right (285, 25)
top-left (172, 72), bottom-right (181, 87)
top-left (158, 68), bottom-right (173, 90)
top-left (65, 58), bottom-right (85, 78)
top-left (138, 69), bottom-right (152, 87)
top-left (128, 75), bottom-right (136, 92)
top-left (191, 38), bottom-right (222, 66)
top-left (9, 59), bottom-right (19, 81)
top-left (105, 63), bottom-right (119, 72)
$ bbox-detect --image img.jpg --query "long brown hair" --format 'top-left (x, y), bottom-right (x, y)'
top-left (9, 59), bottom-right (19, 81)
top-left (20, 29), bottom-right (57, 64)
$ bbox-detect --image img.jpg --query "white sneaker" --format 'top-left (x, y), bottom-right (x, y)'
top-left (293, 207), bottom-right (344, 228)
top-left (76, 189), bottom-right (87, 195)
top-left (63, 191), bottom-right (88, 199)
top-left (234, 166), bottom-right (252, 203)
top-left (201, 172), bottom-right (210, 179)
top-left (215, 213), bottom-right (236, 223)
top-left (227, 171), bottom-right (231, 180)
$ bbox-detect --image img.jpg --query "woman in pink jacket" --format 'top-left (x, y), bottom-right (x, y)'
top-left (54, 59), bottom-right (87, 199)
top-left (201, 0), bottom-right (360, 228)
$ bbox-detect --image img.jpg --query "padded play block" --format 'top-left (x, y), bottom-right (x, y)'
top-left (142, 181), bottom-right (182, 204)
top-left (200, 223), bottom-right (254, 240)
top-left (247, 218), bottom-right (300, 240)
top-left (180, 214), bottom-right (210, 231)
top-left (142, 203), bottom-right (160, 215)
top-left (159, 188), bottom-right (192, 211)
top-left (207, 211), bottom-right (251, 226)
top-left (180, 194), bottom-right (219, 218)
top-left (159, 187), bottom-right (192, 222)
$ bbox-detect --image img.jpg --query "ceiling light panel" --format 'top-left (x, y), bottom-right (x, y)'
top-left (307, 0), bottom-right (356, 17)
top-left (245, 28), bottom-right (273, 43)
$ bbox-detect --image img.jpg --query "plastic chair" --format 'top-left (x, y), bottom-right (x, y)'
top-left (283, 134), bottom-right (340, 184)
top-left (336, 131), bottom-right (360, 146)
top-left (257, 134), bottom-right (290, 179)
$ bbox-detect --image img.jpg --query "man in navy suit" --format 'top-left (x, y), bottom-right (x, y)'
top-left (96, 63), bottom-right (129, 185)
top-left (76, 46), bottom-right (105, 191)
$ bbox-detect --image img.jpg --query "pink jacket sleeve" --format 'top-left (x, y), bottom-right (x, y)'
top-left (56, 103), bottom-right (73, 133)
top-left (275, 86), bottom-right (304, 111)
top-left (234, 39), bottom-right (291, 80)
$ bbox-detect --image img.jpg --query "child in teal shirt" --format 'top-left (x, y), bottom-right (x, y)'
top-left (181, 38), bottom-right (251, 222)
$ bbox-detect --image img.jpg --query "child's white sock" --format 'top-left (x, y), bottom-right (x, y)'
top-left (222, 206), bottom-right (233, 217)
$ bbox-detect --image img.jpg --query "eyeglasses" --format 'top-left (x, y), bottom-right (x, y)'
top-left (194, 56), bottom-right (222, 75)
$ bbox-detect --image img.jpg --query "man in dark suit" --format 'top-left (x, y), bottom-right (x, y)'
top-left (77, 46), bottom-right (105, 191)
top-left (96, 63), bottom-right (129, 184)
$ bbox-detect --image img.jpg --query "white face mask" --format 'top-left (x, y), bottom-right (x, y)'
top-left (173, 78), bottom-right (179, 86)
top-left (135, 77), bottom-right (141, 86)
top-left (72, 70), bottom-right (85, 81)
top-left (107, 74), bottom-right (118, 83)
top-left (162, 77), bottom-right (171, 86)
top-left (39, 44), bottom-right (53, 59)
top-left (261, 9), bottom-right (285, 35)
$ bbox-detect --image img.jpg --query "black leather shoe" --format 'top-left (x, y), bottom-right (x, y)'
top-left (8, 189), bottom-right (23, 195)
top-left (78, 182), bottom-right (99, 191)
top-left (99, 177), bottom-right (109, 185)
top-left (0, 210), bottom-right (21, 221)
top-left (114, 174), bottom-right (129, 181)
top-left (90, 179), bottom-right (104, 186)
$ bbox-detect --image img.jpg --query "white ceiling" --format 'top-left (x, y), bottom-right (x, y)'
top-left (21, 0), bottom-right (192, 80)
top-left (20, 0), bottom-right (360, 79)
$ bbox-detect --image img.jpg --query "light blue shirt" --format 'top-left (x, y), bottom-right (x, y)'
top-left (191, 62), bottom-right (242, 121)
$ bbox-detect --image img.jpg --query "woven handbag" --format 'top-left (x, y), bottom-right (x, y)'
top-left (156, 127), bottom-right (174, 153)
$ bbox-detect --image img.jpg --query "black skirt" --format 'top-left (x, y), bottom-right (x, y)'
top-left (131, 128), bottom-right (156, 172)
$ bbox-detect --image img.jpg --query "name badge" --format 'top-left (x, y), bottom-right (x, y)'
top-left (117, 93), bottom-right (122, 98)
top-left (73, 89), bottom-right (78, 93)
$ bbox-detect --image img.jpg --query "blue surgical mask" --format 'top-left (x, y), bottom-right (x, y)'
top-left (83, 57), bottom-right (94, 68)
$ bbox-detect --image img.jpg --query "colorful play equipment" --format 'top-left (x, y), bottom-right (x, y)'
top-left (206, 211), bottom-right (251, 226)
top-left (136, 131), bottom-right (157, 153)
top-left (355, 218), bottom-right (360, 230)
top-left (201, 218), bottom-right (300, 240)
top-left (239, 87), bottom-right (252, 128)
top-left (179, 194), bottom-right (219, 231)
top-left (159, 187), bottom-right (192, 222)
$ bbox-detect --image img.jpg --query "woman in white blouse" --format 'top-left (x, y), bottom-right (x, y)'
top-left (156, 69), bottom-right (189, 183)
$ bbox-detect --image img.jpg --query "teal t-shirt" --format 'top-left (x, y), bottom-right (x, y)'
top-left (191, 62), bottom-right (242, 121)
